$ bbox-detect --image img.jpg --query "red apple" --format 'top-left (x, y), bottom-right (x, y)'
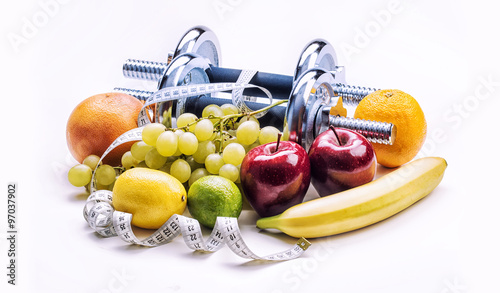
top-left (240, 137), bottom-right (311, 217)
top-left (308, 127), bottom-right (376, 197)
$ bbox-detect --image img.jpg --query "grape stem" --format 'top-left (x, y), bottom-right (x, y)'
top-left (217, 99), bottom-right (288, 126)
top-left (171, 100), bottom-right (287, 133)
top-left (173, 99), bottom-right (288, 153)
top-left (113, 166), bottom-right (126, 174)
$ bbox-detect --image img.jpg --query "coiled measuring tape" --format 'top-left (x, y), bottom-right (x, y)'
top-left (138, 76), bottom-right (272, 126)
top-left (84, 189), bottom-right (310, 260)
top-left (84, 79), bottom-right (311, 261)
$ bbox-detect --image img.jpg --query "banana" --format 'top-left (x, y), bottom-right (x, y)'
top-left (256, 157), bottom-right (447, 238)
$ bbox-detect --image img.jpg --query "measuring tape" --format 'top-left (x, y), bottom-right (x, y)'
top-left (84, 78), bottom-right (310, 261)
top-left (137, 79), bottom-right (273, 126)
top-left (84, 189), bottom-right (310, 260)
top-left (230, 70), bottom-right (271, 118)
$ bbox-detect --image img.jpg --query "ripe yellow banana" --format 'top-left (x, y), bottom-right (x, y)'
top-left (256, 157), bottom-right (447, 238)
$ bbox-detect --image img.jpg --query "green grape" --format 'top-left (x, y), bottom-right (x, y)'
top-left (222, 135), bottom-right (238, 149)
top-left (172, 148), bottom-right (182, 157)
top-left (136, 161), bottom-right (148, 168)
top-left (95, 181), bottom-right (110, 191)
top-left (244, 141), bottom-right (260, 153)
top-left (131, 141), bottom-right (153, 161)
top-left (156, 130), bottom-right (178, 157)
top-left (145, 148), bottom-right (168, 169)
top-left (221, 104), bottom-right (239, 116)
top-left (142, 123), bottom-right (166, 146)
top-left (170, 159), bottom-right (191, 183)
top-left (258, 126), bottom-right (281, 145)
top-left (222, 143), bottom-right (246, 166)
top-left (172, 130), bottom-right (185, 156)
top-left (121, 151), bottom-right (140, 170)
top-left (178, 132), bottom-right (199, 155)
top-left (225, 117), bottom-right (238, 130)
top-left (236, 115), bottom-right (259, 128)
top-left (185, 156), bottom-right (204, 171)
top-left (218, 164), bottom-right (239, 182)
top-left (82, 155), bottom-right (100, 170)
top-left (205, 153), bottom-right (224, 174)
top-left (209, 131), bottom-right (218, 141)
top-left (202, 104), bottom-right (224, 119)
top-left (234, 164), bottom-right (241, 184)
top-left (177, 113), bottom-right (198, 132)
top-left (166, 156), bottom-right (178, 163)
top-left (194, 119), bottom-right (214, 141)
top-left (192, 140), bottom-right (216, 164)
top-left (68, 164), bottom-right (92, 187)
top-left (188, 168), bottom-right (209, 186)
top-left (236, 120), bottom-right (260, 145)
top-left (159, 161), bottom-right (173, 173)
top-left (210, 131), bottom-right (221, 150)
top-left (95, 164), bottom-right (116, 185)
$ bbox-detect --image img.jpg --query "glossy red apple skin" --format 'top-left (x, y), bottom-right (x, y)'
top-left (308, 128), bottom-right (376, 197)
top-left (240, 141), bottom-right (311, 217)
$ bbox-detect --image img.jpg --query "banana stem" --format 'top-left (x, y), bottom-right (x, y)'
top-left (256, 214), bottom-right (281, 230)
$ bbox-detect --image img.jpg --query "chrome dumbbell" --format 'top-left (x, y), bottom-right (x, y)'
top-left (117, 26), bottom-right (393, 151)
top-left (123, 27), bottom-right (378, 102)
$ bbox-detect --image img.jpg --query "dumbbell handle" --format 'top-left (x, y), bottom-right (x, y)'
top-left (123, 59), bottom-right (378, 105)
top-left (113, 87), bottom-right (394, 145)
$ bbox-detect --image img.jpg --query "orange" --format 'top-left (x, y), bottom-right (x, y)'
top-left (66, 93), bottom-right (143, 166)
top-left (354, 89), bottom-right (426, 168)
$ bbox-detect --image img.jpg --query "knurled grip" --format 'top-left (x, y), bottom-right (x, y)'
top-left (329, 115), bottom-right (395, 145)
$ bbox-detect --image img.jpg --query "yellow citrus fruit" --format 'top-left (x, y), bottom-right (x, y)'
top-left (112, 168), bottom-right (186, 229)
top-left (187, 176), bottom-right (242, 228)
top-left (66, 92), bottom-right (143, 166)
top-left (354, 89), bottom-right (427, 168)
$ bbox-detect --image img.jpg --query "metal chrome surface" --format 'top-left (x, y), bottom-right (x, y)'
top-left (156, 54), bottom-right (212, 127)
top-left (284, 68), bottom-right (336, 151)
top-left (122, 59), bottom-right (168, 81)
top-left (294, 39), bottom-right (338, 80)
top-left (153, 26), bottom-right (221, 127)
top-left (332, 84), bottom-right (379, 106)
top-left (329, 115), bottom-right (395, 145)
top-left (120, 25), bottom-right (391, 147)
top-left (174, 26), bottom-right (221, 67)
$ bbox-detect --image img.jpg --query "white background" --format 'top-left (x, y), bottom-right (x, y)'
top-left (1, 0), bottom-right (499, 292)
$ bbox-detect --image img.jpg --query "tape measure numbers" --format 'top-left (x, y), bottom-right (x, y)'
top-left (138, 79), bottom-right (273, 126)
top-left (85, 189), bottom-right (310, 260)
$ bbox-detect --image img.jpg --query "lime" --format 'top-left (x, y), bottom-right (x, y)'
top-left (112, 168), bottom-right (187, 229)
top-left (187, 176), bottom-right (242, 228)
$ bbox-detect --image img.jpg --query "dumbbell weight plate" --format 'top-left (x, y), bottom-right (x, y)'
top-left (156, 27), bottom-right (343, 134)
top-left (173, 25), bottom-right (221, 67)
top-left (284, 68), bottom-right (336, 151)
top-left (156, 54), bottom-right (212, 127)
top-left (294, 39), bottom-right (339, 81)
top-left (156, 26), bottom-right (221, 127)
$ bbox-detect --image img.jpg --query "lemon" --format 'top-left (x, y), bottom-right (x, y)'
top-left (112, 168), bottom-right (187, 229)
top-left (187, 176), bottom-right (242, 228)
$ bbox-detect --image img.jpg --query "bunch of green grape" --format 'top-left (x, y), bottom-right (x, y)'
top-left (67, 103), bottom-right (282, 191)
top-left (67, 154), bottom-right (117, 191)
